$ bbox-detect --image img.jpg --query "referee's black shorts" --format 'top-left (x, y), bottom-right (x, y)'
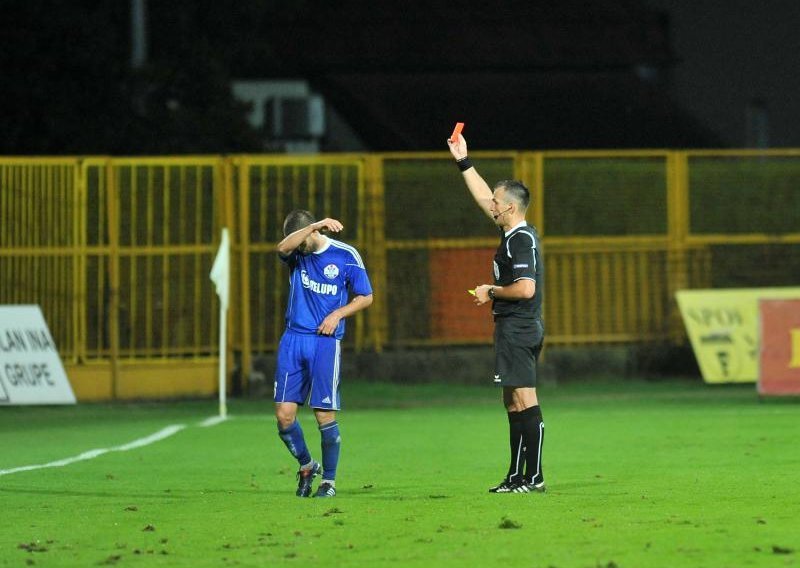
top-left (493, 317), bottom-right (544, 388)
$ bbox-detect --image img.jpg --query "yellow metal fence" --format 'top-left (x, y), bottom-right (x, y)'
top-left (2, 151), bottom-right (799, 397)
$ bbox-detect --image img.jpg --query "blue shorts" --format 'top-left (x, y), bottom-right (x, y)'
top-left (274, 330), bottom-right (342, 410)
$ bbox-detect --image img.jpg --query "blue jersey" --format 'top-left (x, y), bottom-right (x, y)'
top-left (280, 237), bottom-right (372, 340)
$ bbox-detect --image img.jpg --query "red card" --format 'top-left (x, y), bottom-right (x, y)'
top-left (449, 122), bottom-right (464, 142)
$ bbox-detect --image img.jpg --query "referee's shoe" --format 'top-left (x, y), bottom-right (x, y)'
top-left (512, 480), bottom-right (546, 493)
top-left (489, 477), bottom-right (546, 494)
top-left (488, 478), bottom-right (519, 493)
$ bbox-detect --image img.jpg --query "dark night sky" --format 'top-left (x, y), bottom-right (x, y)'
top-left (645, 0), bottom-right (800, 147)
top-left (3, 1), bottom-right (799, 153)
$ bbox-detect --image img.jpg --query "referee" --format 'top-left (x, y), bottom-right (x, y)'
top-left (448, 133), bottom-right (546, 494)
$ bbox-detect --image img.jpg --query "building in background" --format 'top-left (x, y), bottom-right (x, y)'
top-left (6, 0), bottom-right (762, 155)
top-left (220, 0), bottom-right (721, 152)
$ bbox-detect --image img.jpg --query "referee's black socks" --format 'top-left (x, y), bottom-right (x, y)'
top-left (520, 405), bottom-right (545, 485)
top-left (505, 411), bottom-right (526, 484)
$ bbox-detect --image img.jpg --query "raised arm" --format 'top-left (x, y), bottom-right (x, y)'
top-left (447, 134), bottom-right (494, 220)
top-left (276, 218), bottom-right (343, 256)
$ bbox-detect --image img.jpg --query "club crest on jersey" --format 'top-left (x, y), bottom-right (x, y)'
top-left (323, 264), bottom-right (340, 279)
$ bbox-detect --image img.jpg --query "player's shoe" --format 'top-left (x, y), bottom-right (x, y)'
top-left (313, 482), bottom-right (336, 498)
top-left (296, 461), bottom-right (322, 497)
top-left (488, 478), bottom-right (520, 493)
top-left (511, 481), bottom-right (547, 493)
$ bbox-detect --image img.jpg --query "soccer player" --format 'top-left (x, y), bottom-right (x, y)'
top-left (447, 133), bottom-right (546, 494)
top-left (274, 210), bottom-right (373, 498)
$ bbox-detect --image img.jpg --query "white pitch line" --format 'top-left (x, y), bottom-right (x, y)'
top-left (0, 424), bottom-right (186, 477)
top-left (198, 415), bottom-right (229, 427)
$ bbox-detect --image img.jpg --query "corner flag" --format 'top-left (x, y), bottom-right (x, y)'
top-left (210, 228), bottom-right (230, 418)
top-left (210, 228), bottom-right (230, 310)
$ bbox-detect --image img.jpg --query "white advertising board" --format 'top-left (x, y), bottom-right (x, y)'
top-left (0, 305), bottom-right (76, 405)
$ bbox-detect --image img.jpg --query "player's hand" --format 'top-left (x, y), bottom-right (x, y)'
top-left (314, 218), bottom-right (343, 233)
top-left (447, 133), bottom-right (468, 161)
top-left (317, 312), bottom-right (342, 336)
top-left (473, 284), bottom-right (492, 305)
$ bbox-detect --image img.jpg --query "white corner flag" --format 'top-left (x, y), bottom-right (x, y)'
top-left (210, 228), bottom-right (230, 311)
top-left (210, 228), bottom-right (230, 418)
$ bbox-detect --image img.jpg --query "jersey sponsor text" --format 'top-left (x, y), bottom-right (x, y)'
top-left (301, 270), bottom-right (338, 296)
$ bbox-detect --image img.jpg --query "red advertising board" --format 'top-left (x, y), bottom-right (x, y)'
top-left (758, 299), bottom-right (800, 396)
top-left (429, 248), bottom-right (494, 341)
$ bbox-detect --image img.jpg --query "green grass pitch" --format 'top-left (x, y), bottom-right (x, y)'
top-left (1, 379), bottom-right (798, 567)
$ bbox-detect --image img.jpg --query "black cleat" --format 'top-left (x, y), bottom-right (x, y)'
top-left (488, 478), bottom-right (520, 493)
top-left (313, 482), bottom-right (336, 498)
top-left (512, 481), bottom-right (546, 493)
top-left (296, 461), bottom-right (321, 497)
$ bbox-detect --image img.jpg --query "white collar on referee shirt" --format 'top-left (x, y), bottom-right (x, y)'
top-left (504, 220), bottom-right (528, 237)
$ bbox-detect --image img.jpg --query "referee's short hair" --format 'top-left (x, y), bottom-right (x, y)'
top-left (283, 209), bottom-right (316, 236)
top-left (494, 180), bottom-right (530, 210)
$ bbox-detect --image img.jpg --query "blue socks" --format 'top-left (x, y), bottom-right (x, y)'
top-left (278, 419), bottom-right (340, 483)
top-left (319, 421), bottom-right (341, 483)
top-left (278, 420), bottom-right (312, 467)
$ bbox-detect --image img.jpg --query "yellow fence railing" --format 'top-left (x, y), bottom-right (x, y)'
top-left (1, 150), bottom-right (799, 398)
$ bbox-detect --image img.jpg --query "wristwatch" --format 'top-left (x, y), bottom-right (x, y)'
top-left (488, 286), bottom-right (496, 300)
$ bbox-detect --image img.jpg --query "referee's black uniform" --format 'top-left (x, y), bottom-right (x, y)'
top-left (490, 220), bottom-right (546, 492)
top-left (446, 132), bottom-right (546, 492)
top-left (492, 222), bottom-right (544, 387)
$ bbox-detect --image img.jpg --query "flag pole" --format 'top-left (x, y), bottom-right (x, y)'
top-left (218, 303), bottom-right (227, 418)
